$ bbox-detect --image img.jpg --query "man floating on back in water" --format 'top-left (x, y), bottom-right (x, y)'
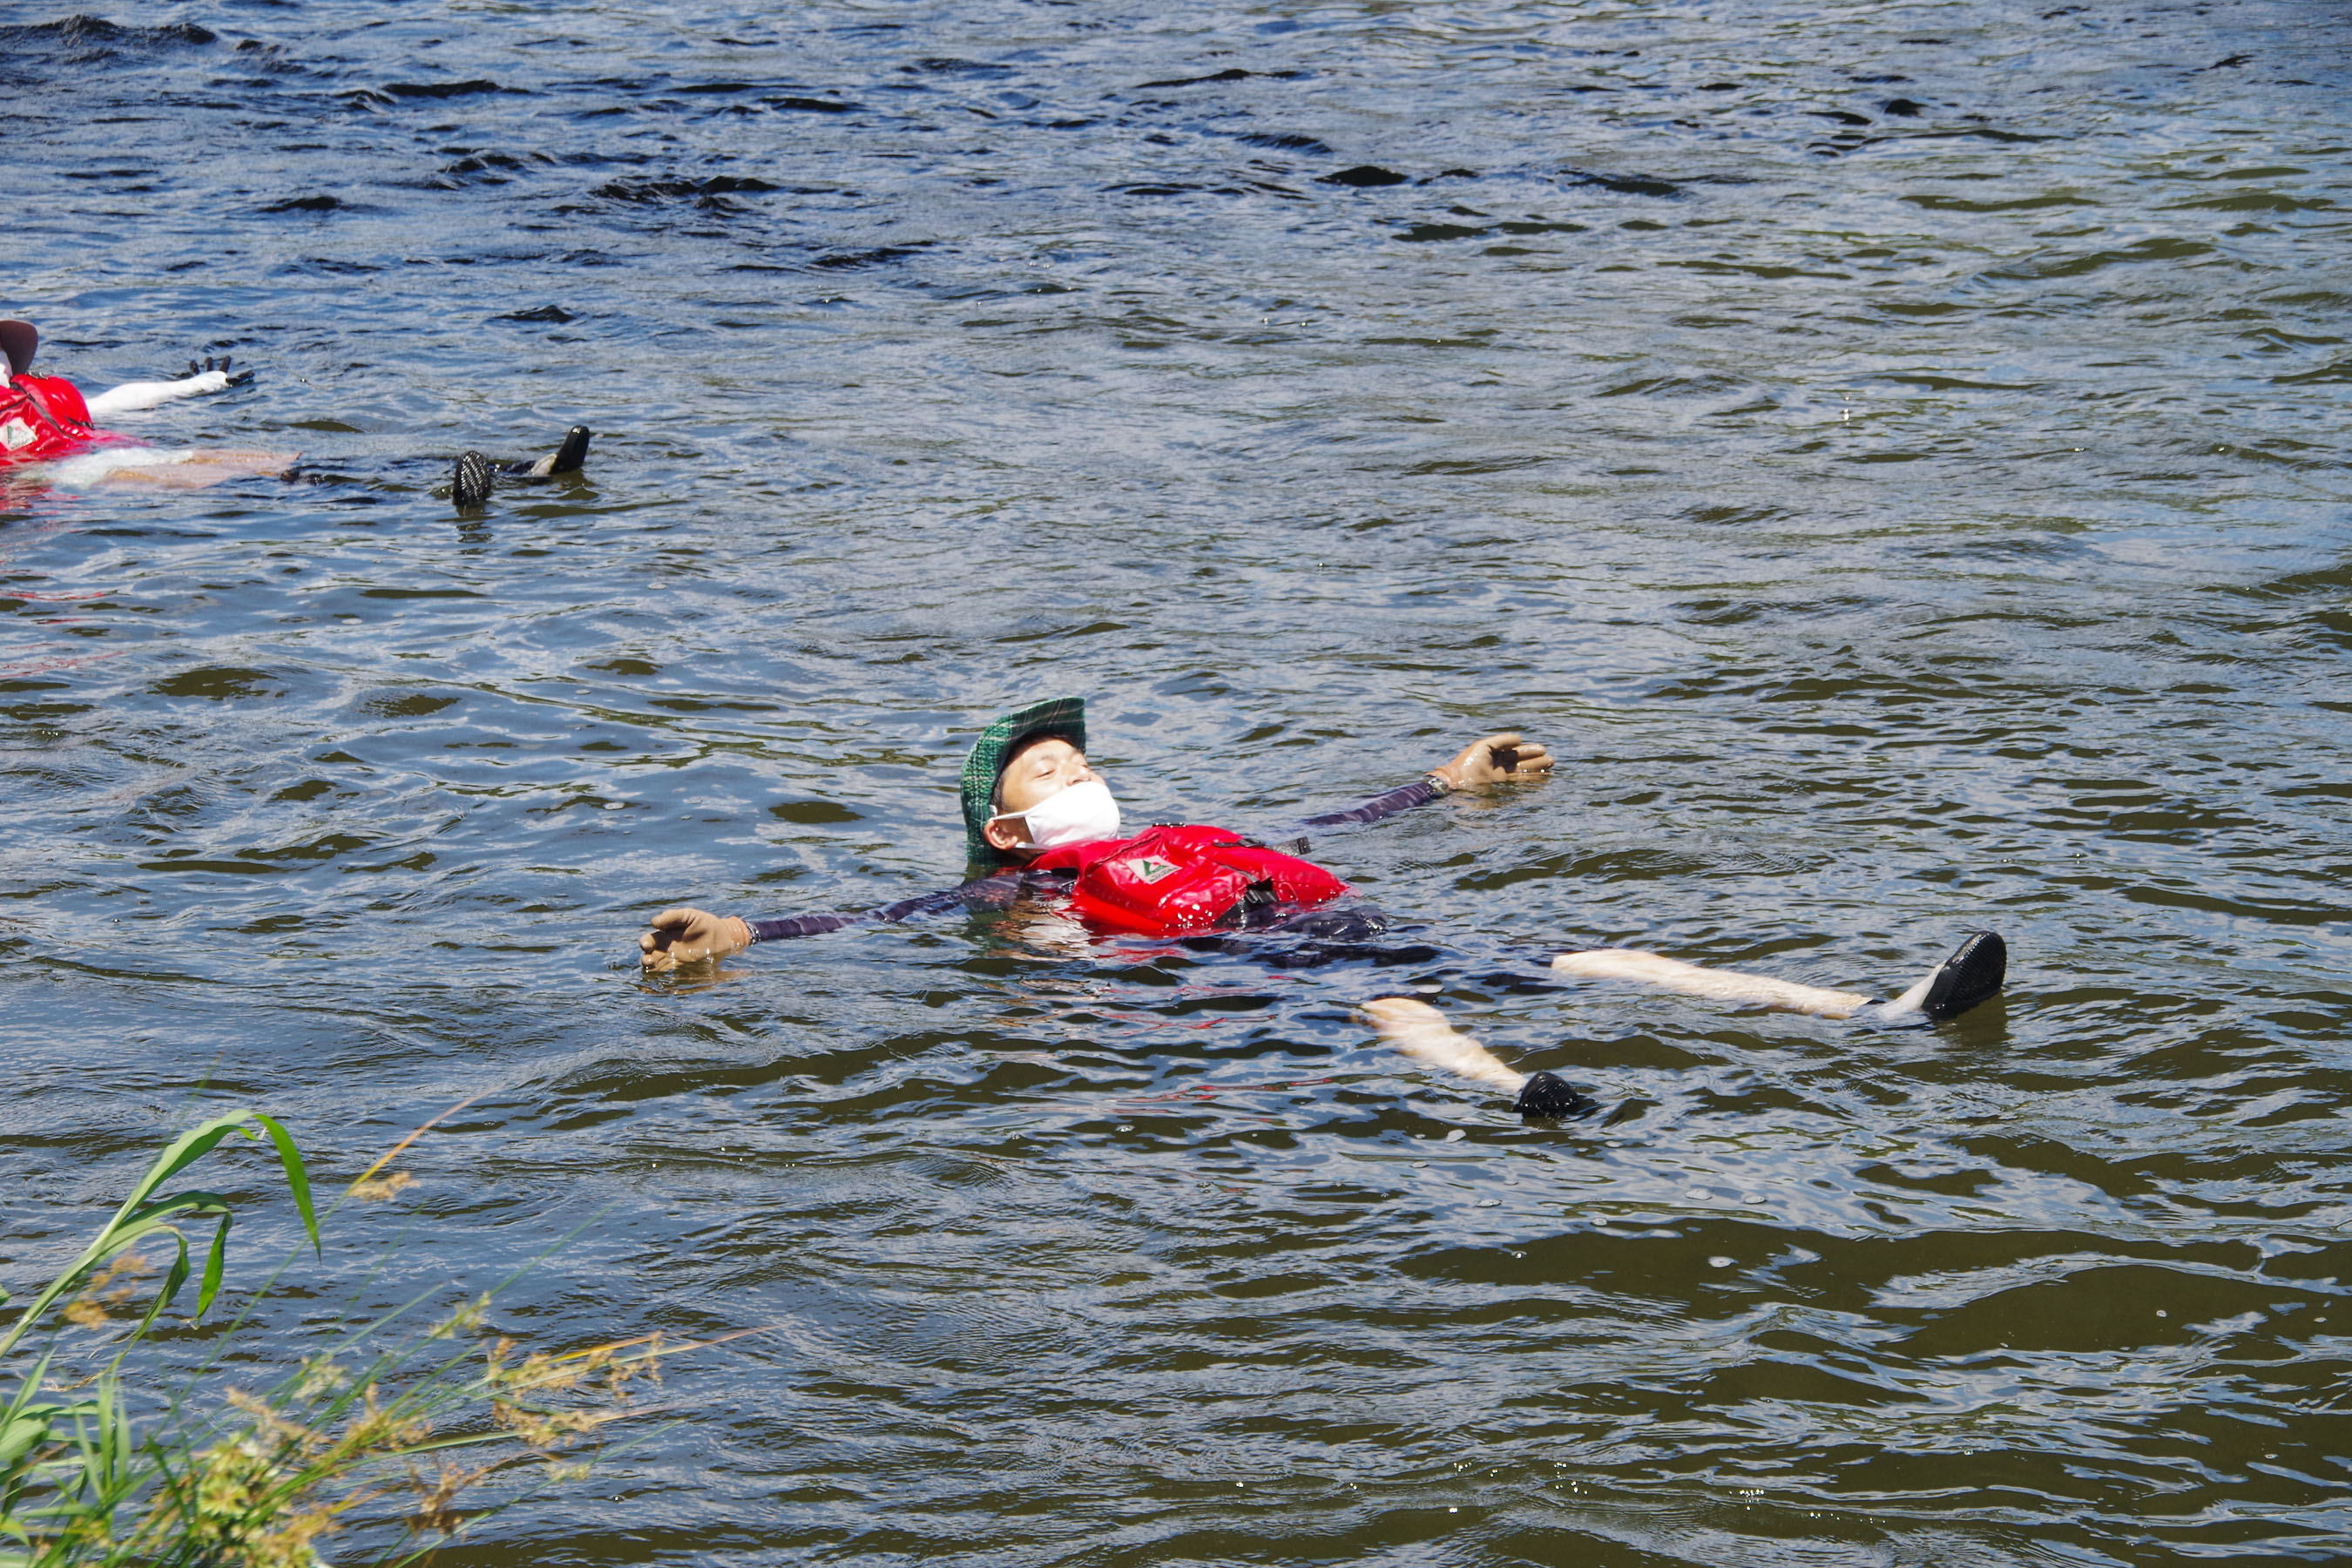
top-left (638, 698), bottom-right (2008, 1114)
top-left (0, 318), bottom-right (591, 502)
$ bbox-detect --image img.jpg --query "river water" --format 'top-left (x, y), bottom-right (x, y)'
top-left (4, 1), bottom-right (2349, 1562)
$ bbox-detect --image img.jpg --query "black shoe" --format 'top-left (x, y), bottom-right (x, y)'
top-left (506, 424), bottom-right (592, 479)
top-left (1515, 1071), bottom-right (1596, 1120)
top-left (547, 423), bottom-right (591, 474)
top-left (452, 450), bottom-right (494, 508)
top-left (1921, 930), bottom-right (2005, 1021)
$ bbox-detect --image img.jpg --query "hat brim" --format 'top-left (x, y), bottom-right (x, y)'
top-left (960, 696), bottom-right (1088, 867)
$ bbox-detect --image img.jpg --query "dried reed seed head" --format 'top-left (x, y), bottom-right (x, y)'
top-left (349, 1169), bottom-right (416, 1202)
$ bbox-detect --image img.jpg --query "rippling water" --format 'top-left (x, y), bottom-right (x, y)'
top-left (5, 0), bottom-right (2350, 1561)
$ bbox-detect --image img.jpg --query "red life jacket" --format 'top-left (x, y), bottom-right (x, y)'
top-left (1030, 823), bottom-right (1350, 936)
top-left (0, 375), bottom-right (128, 467)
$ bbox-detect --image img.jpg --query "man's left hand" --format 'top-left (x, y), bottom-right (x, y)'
top-left (639, 907), bottom-right (751, 971)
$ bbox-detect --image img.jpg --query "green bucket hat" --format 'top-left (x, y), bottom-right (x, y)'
top-left (960, 695), bottom-right (1088, 865)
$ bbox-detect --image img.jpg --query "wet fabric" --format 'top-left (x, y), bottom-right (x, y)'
top-left (1288, 777), bottom-right (1443, 837)
top-left (741, 774), bottom-right (1446, 943)
top-left (1032, 822), bottom-right (1350, 935)
top-left (1180, 902), bottom-right (1444, 969)
top-left (0, 375), bottom-right (129, 467)
top-left (742, 876), bottom-right (1024, 943)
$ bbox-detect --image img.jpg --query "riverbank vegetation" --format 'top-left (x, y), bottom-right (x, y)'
top-left (2, 1110), bottom-right (670, 1567)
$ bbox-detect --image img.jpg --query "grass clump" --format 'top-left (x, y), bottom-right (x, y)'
top-left (2, 1108), bottom-right (676, 1567)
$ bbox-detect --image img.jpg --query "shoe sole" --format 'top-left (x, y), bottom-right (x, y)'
top-left (451, 451), bottom-right (494, 508)
top-left (1921, 930), bottom-right (2005, 1021)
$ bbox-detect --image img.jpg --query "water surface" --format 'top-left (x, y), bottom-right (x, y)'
top-left (4, 1), bottom-right (2350, 1562)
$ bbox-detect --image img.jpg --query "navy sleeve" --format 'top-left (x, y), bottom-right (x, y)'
top-left (743, 910), bottom-right (872, 943)
top-left (743, 870), bottom-right (1040, 944)
top-left (1282, 777), bottom-right (1445, 842)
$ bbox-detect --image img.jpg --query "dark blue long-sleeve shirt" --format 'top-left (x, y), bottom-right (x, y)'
top-left (742, 776), bottom-right (1443, 944)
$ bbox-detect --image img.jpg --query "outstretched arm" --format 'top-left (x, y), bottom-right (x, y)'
top-left (1288, 731), bottom-right (1555, 838)
top-left (84, 357), bottom-right (253, 418)
top-left (638, 874), bottom-right (1033, 972)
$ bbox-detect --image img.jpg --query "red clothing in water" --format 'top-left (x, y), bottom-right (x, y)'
top-left (738, 828), bottom-right (1352, 944)
top-left (0, 375), bottom-right (130, 467)
top-left (1029, 823), bottom-right (1350, 936)
top-left (739, 777), bottom-right (1445, 945)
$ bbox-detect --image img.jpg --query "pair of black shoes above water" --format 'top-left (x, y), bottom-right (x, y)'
top-left (451, 425), bottom-right (591, 508)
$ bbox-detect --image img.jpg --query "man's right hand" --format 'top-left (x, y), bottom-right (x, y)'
top-left (1431, 731), bottom-right (1555, 791)
top-left (186, 355), bottom-right (254, 388)
top-left (639, 907), bottom-right (752, 971)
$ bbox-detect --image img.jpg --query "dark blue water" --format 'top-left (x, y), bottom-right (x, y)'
top-left (4, 1), bottom-right (2350, 1562)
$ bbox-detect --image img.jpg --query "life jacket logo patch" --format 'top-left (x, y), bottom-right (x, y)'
top-left (0, 419), bottom-right (31, 451)
top-left (1126, 857), bottom-right (1179, 883)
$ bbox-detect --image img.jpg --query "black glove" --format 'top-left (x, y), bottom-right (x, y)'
top-left (186, 355), bottom-right (255, 387)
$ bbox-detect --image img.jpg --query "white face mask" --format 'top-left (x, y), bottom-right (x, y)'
top-left (996, 777), bottom-right (1121, 851)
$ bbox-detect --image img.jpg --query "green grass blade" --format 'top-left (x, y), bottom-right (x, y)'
top-left (100, 1115), bottom-right (252, 1232)
top-left (252, 1114), bottom-right (318, 1255)
top-left (0, 1110), bottom-right (260, 1359)
top-left (193, 1213), bottom-right (233, 1321)
top-left (122, 1227), bottom-right (193, 1348)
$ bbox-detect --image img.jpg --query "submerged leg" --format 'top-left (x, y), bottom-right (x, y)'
top-left (82, 448), bottom-right (299, 489)
top-left (1551, 930), bottom-right (2006, 1024)
top-left (1551, 949), bottom-right (1871, 1018)
top-left (1179, 903), bottom-right (1441, 969)
top-left (1360, 997), bottom-right (1593, 1119)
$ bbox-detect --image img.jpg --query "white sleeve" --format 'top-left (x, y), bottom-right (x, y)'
top-left (84, 370), bottom-right (231, 417)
